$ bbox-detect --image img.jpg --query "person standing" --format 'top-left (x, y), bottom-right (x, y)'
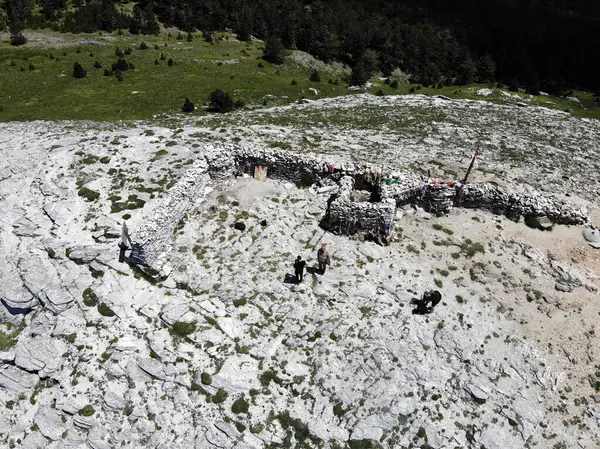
top-left (294, 256), bottom-right (306, 284)
top-left (317, 243), bottom-right (330, 275)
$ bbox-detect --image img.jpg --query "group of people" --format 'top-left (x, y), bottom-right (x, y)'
top-left (292, 243), bottom-right (330, 284)
top-left (292, 246), bottom-right (444, 315)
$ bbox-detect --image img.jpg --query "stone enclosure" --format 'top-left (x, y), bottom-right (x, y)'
top-left (130, 143), bottom-right (590, 274)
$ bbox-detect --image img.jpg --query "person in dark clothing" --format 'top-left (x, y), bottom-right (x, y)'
top-left (294, 256), bottom-right (306, 284)
top-left (428, 290), bottom-right (442, 311)
top-left (411, 290), bottom-right (443, 315)
top-left (317, 243), bottom-right (330, 274)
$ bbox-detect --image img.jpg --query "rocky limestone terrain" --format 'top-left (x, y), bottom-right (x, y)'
top-left (1, 94), bottom-right (600, 449)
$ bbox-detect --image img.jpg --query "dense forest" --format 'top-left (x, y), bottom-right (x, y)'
top-left (1, 0), bottom-right (599, 93)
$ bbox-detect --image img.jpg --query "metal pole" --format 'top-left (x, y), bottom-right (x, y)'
top-left (454, 149), bottom-right (479, 206)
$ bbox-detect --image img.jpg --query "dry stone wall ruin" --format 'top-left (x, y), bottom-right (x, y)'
top-left (129, 144), bottom-right (590, 273)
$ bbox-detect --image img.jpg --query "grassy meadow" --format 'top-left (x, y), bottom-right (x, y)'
top-left (0, 29), bottom-right (599, 121)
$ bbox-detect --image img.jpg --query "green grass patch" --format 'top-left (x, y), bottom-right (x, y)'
top-left (0, 321), bottom-right (25, 351)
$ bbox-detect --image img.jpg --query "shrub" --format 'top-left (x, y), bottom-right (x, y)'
top-left (201, 372), bottom-right (212, 385)
top-left (209, 89), bottom-right (243, 113)
top-left (212, 389), bottom-right (228, 404)
top-left (231, 397), bottom-right (249, 414)
top-left (186, 32), bottom-right (193, 42)
top-left (103, 68), bottom-right (113, 76)
top-left (168, 58), bottom-right (175, 67)
top-left (112, 58), bottom-right (129, 72)
top-left (390, 80), bottom-right (398, 89)
top-left (182, 97), bottom-right (195, 113)
top-left (115, 70), bottom-right (123, 81)
top-left (524, 216), bottom-right (541, 229)
top-left (73, 62), bottom-right (87, 78)
top-left (177, 32), bottom-right (183, 40)
top-left (82, 288), bottom-right (98, 307)
top-left (97, 302), bottom-right (116, 317)
top-left (10, 31), bottom-right (27, 46)
top-left (170, 321), bottom-right (197, 338)
top-left (93, 61), bottom-right (102, 69)
top-left (124, 48), bottom-right (132, 55)
top-left (77, 187), bottom-right (99, 201)
top-left (28, 63), bottom-right (35, 71)
top-left (309, 69), bottom-right (320, 82)
top-left (139, 42), bottom-right (148, 50)
top-left (78, 405), bottom-right (95, 416)
top-left (115, 47), bottom-right (124, 57)
top-left (291, 79), bottom-right (297, 85)
top-left (257, 62), bottom-right (264, 68)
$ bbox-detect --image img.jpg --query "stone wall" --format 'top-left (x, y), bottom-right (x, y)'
top-left (129, 144), bottom-right (589, 273)
top-left (129, 158), bottom-right (210, 271)
top-left (326, 176), bottom-right (396, 237)
top-left (460, 183), bottom-right (589, 225)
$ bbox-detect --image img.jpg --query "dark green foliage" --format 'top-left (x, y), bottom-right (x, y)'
top-left (389, 80), bottom-right (398, 88)
top-left (28, 63), bottom-right (35, 71)
top-left (348, 440), bottom-right (383, 449)
top-left (186, 32), bottom-right (193, 42)
top-left (209, 89), bottom-right (243, 113)
top-left (477, 53), bottom-right (496, 83)
top-left (524, 216), bottom-right (542, 229)
top-left (309, 70), bottom-right (320, 82)
top-left (103, 68), bottom-right (113, 77)
top-left (200, 372), bottom-right (212, 385)
top-left (93, 61), bottom-right (102, 69)
top-left (82, 288), bottom-right (98, 307)
top-left (456, 57), bottom-right (477, 85)
top-left (129, 3), bottom-right (160, 35)
top-left (349, 50), bottom-right (378, 86)
top-left (97, 302), bottom-right (116, 317)
top-left (182, 97), bottom-right (194, 112)
top-left (78, 405), bottom-right (95, 416)
top-left (262, 35), bottom-right (285, 64)
top-left (77, 186), bottom-right (99, 201)
top-left (9, 30), bottom-right (27, 47)
top-left (291, 79), bottom-right (297, 85)
top-left (168, 58), bottom-right (175, 67)
top-left (139, 42), bottom-right (148, 50)
top-left (61, 1), bottom-right (129, 33)
top-left (73, 62), bottom-right (86, 78)
top-left (170, 321), bottom-right (197, 338)
top-left (111, 58), bottom-right (129, 72)
top-left (115, 47), bottom-right (124, 57)
top-left (231, 397), bottom-right (249, 414)
top-left (212, 389), bottom-right (228, 404)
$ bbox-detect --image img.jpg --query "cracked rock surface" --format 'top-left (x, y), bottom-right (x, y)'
top-left (1, 95), bottom-right (600, 449)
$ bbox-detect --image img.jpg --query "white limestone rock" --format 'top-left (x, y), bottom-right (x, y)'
top-left (34, 405), bottom-right (67, 441)
top-left (14, 337), bottom-right (65, 378)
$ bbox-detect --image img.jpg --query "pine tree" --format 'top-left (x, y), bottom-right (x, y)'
top-left (262, 36), bottom-right (285, 65)
top-left (477, 54), bottom-right (496, 83)
top-left (182, 97), bottom-right (195, 112)
top-left (349, 50), bottom-right (378, 86)
top-left (456, 57), bottom-right (477, 85)
top-left (73, 62), bottom-right (87, 78)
